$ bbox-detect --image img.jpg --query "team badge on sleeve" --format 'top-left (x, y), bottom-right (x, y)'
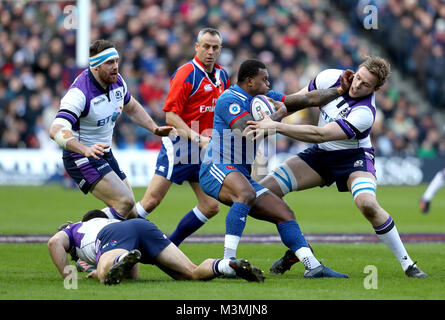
top-left (229, 103), bottom-right (241, 115)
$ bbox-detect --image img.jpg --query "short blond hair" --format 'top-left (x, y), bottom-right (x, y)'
top-left (359, 56), bottom-right (391, 88)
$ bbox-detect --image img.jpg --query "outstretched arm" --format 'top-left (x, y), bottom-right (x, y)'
top-left (246, 113), bottom-right (348, 143)
top-left (166, 111), bottom-right (210, 149)
top-left (48, 231), bottom-right (71, 279)
top-left (284, 69), bottom-right (354, 112)
top-left (124, 96), bottom-right (176, 137)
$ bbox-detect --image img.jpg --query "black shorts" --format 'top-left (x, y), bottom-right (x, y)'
top-left (298, 146), bottom-right (376, 192)
top-left (96, 219), bottom-right (171, 264)
top-left (63, 149), bottom-right (126, 194)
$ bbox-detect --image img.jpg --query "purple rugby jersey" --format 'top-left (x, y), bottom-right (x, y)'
top-left (308, 68), bottom-right (376, 152)
top-left (62, 217), bottom-right (118, 265)
top-left (55, 69), bottom-right (131, 149)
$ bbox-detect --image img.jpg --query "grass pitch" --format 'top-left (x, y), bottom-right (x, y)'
top-left (0, 184), bottom-right (444, 301)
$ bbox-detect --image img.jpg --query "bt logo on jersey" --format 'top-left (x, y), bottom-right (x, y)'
top-left (97, 111), bottom-right (121, 126)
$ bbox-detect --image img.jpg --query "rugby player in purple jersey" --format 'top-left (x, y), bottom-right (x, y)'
top-left (247, 56), bottom-right (426, 278)
top-left (49, 40), bottom-right (175, 220)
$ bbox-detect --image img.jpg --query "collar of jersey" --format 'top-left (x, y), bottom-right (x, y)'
top-left (230, 84), bottom-right (252, 101)
top-left (192, 56), bottom-right (222, 87)
top-left (88, 68), bottom-right (110, 94)
top-left (192, 55), bottom-right (222, 72)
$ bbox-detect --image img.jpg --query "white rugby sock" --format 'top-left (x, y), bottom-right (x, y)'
top-left (217, 259), bottom-right (236, 276)
top-left (224, 235), bottom-right (240, 259)
top-left (374, 217), bottom-right (414, 271)
top-left (136, 201), bottom-right (150, 219)
top-left (295, 247), bottom-right (321, 270)
top-left (101, 207), bottom-right (115, 219)
top-left (422, 170), bottom-right (445, 201)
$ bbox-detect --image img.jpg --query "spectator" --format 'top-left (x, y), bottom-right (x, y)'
top-left (0, 0), bottom-right (443, 160)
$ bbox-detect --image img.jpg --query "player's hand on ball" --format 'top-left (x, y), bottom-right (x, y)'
top-left (268, 98), bottom-right (287, 118)
top-left (339, 69), bottom-right (354, 94)
top-left (245, 111), bottom-right (277, 140)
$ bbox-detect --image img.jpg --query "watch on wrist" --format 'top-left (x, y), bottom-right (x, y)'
top-left (193, 135), bottom-right (201, 144)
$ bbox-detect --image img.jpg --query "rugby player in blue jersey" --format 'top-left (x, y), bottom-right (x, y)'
top-left (199, 59), bottom-right (353, 278)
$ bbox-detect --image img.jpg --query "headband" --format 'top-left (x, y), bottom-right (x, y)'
top-left (89, 47), bottom-right (119, 68)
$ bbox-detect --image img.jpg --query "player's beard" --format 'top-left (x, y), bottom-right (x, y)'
top-left (99, 68), bottom-right (118, 85)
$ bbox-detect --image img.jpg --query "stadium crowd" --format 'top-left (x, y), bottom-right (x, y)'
top-left (0, 0), bottom-right (444, 158)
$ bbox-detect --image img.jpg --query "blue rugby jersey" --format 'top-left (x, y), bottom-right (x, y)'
top-left (202, 84), bottom-right (285, 174)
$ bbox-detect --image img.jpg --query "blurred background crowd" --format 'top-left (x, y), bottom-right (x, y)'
top-left (0, 0), bottom-right (444, 158)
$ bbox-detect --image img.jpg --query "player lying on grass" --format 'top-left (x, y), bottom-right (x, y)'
top-left (48, 209), bottom-right (264, 285)
top-left (245, 56), bottom-right (427, 278)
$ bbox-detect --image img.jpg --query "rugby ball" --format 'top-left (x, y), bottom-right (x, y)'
top-left (250, 95), bottom-right (276, 120)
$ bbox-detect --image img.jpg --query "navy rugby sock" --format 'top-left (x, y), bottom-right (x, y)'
top-left (225, 202), bottom-right (250, 237)
top-left (276, 220), bottom-right (309, 252)
top-left (278, 221), bottom-right (321, 270)
top-left (224, 202), bottom-right (250, 258)
top-left (169, 208), bottom-right (207, 246)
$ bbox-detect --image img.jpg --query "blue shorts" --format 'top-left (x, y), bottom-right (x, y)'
top-left (96, 219), bottom-right (171, 265)
top-left (298, 146), bottom-right (376, 192)
top-left (154, 137), bottom-right (203, 184)
top-left (199, 162), bottom-right (268, 201)
top-left (63, 149), bottom-right (126, 194)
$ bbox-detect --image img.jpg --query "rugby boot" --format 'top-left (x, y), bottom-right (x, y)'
top-left (304, 264), bottom-right (349, 278)
top-left (270, 243), bottom-right (314, 275)
top-left (104, 249), bottom-right (141, 285)
top-left (405, 261), bottom-right (427, 278)
top-left (229, 258), bottom-right (265, 283)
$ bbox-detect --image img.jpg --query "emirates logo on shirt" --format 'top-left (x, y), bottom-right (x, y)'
top-left (200, 105), bottom-right (215, 113)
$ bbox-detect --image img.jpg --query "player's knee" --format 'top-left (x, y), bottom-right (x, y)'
top-left (202, 203), bottom-right (220, 218)
top-left (357, 198), bottom-right (380, 221)
top-left (236, 189), bottom-right (256, 206)
top-left (268, 162), bottom-right (298, 197)
top-left (115, 196), bottom-right (136, 216)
